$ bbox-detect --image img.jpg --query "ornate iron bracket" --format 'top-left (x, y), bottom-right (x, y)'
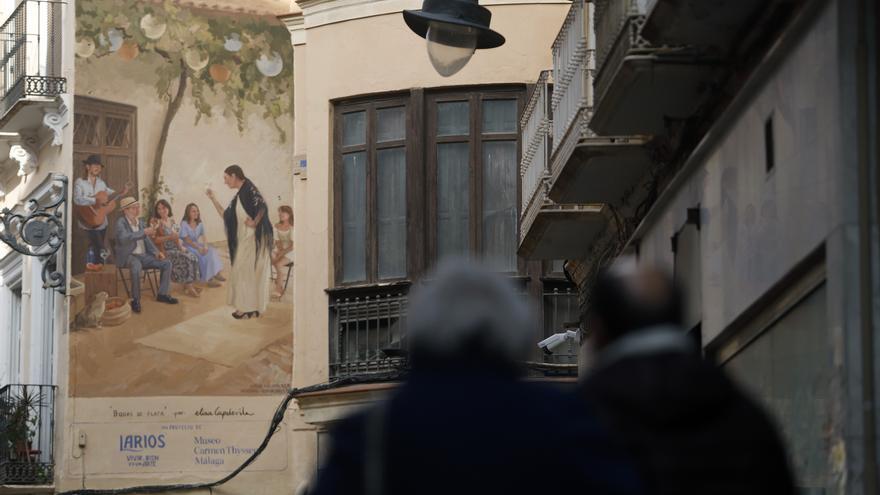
top-left (0, 173), bottom-right (67, 292)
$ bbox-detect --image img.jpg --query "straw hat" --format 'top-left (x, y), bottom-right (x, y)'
top-left (119, 197), bottom-right (139, 209)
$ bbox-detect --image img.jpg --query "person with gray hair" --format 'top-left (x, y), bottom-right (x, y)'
top-left (405, 258), bottom-right (534, 371)
top-left (310, 258), bottom-right (644, 495)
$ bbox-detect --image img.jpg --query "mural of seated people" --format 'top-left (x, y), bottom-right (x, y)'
top-left (69, 0), bottom-right (294, 397)
top-left (180, 203), bottom-right (225, 288)
top-left (149, 199), bottom-right (203, 299)
top-left (114, 197), bottom-right (179, 313)
top-left (272, 205), bottom-right (294, 300)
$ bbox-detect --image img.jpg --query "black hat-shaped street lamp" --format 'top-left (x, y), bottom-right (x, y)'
top-left (403, 0), bottom-right (505, 77)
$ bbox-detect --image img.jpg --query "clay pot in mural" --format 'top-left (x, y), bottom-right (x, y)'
top-left (117, 41), bottom-right (139, 61)
top-left (101, 297), bottom-right (131, 327)
top-left (209, 64), bottom-right (231, 83)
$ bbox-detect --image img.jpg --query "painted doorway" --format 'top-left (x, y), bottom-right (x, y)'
top-left (71, 96), bottom-right (138, 276)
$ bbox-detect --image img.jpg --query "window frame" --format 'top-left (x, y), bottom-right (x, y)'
top-left (332, 86), bottom-right (525, 288)
top-left (425, 89), bottom-right (524, 273)
top-left (333, 95), bottom-right (412, 286)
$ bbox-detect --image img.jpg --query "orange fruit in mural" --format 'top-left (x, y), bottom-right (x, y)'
top-left (117, 41), bottom-right (139, 61)
top-left (209, 64), bottom-right (231, 83)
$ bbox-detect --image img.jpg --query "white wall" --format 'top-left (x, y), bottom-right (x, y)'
top-left (635, 1), bottom-right (845, 344)
top-left (0, 254), bottom-right (23, 385)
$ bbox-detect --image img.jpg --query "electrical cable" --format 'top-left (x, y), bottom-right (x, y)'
top-left (59, 372), bottom-right (405, 495)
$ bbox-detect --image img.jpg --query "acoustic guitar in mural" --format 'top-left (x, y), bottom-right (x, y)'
top-left (75, 181), bottom-right (132, 228)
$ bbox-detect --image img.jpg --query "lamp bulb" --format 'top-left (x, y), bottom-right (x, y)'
top-left (426, 21), bottom-right (478, 77)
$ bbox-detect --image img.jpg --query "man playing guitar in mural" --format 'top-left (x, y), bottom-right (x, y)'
top-left (73, 154), bottom-right (131, 272)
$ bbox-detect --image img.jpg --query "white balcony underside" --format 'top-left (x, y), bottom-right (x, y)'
top-left (0, 96), bottom-right (55, 132)
top-left (518, 203), bottom-right (611, 260)
top-left (591, 54), bottom-right (716, 136)
top-left (643, 0), bottom-right (765, 52)
top-left (549, 135), bottom-right (652, 204)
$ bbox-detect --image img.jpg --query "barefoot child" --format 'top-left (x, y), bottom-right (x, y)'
top-left (272, 205), bottom-right (294, 298)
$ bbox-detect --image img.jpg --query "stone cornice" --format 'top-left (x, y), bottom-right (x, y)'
top-left (295, 0), bottom-right (570, 29)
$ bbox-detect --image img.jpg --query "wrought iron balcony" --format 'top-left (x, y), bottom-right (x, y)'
top-left (591, 0), bottom-right (717, 136)
top-left (329, 285), bottom-right (409, 379)
top-left (0, 0), bottom-right (66, 128)
top-left (329, 281), bottom-right (582, 379)
top-left (0, 384), bottom-right (56, 485)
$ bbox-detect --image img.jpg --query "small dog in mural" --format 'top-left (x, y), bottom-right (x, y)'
top-left (75, 291), bottom-right (109, 329)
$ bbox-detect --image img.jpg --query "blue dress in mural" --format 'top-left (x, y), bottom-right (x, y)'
top-left (180, 220), bottom-right (224, 282)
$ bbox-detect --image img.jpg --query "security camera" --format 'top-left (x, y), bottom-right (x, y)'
top-left (538, 330), bottom-right (580, 355)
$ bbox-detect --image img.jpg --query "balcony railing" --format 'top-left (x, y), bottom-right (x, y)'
top-left (550, 0), bottom-right (593, 157)
top-left (0, 384), bottom-right (55, 485)
top-left (594, 0), bottom-right (649, 78)
top-left (329, 287), bottom-right (409, 379)
top-left (520, 70), bottom-right (552, 217)
top-left (330, 280), bottom-right (582, 379)
top-left (0, 0), bottom-right (65, 119)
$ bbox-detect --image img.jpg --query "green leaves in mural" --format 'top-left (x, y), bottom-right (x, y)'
top-left (76, 0), bottom-right (292, 140)
top-left (76, 0), bottom-right (293, 211)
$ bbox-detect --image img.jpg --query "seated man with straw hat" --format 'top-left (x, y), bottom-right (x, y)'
top-left (114, 196), bottom-right (178, 313)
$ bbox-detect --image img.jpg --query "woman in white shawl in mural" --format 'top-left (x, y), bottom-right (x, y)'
top-left (206, 165), bottom-right (273, 319)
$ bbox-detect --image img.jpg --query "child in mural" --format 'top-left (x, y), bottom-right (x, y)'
top-left (272, 205), bottom-right (294, 299)
top-left (148, 199), bottom-right (202, 298)
top-left (206, 165), bottom-right (273, 319)
top-left (73, 154), bottom-right (131, 271)
top-left (180, 203), bottom-right (225, 288)
top-left (114, 197), bottom-right (178, 313)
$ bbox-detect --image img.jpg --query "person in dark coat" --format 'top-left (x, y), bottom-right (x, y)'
top-left (310, 259), bottom-right (645, 495)
top-left (577, 260), bottom-right (797, 495)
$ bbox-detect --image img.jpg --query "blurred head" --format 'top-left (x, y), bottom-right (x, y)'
top-left (587, 258), bottom-right (682, 352)
top-left (152, 199), bottom-right (173, 219)
top-left (185, 203), bottom-right (201, 224)
top-left (407, 258), bottom-right (533, 373)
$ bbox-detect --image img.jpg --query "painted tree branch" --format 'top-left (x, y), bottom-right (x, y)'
top-left (149, 58), bottom-right (188, 207)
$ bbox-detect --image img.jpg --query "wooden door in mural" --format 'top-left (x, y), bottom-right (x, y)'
top-left (72, 96), bottom-right (138, 276)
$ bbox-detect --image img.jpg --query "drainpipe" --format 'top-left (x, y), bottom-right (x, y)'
top-left (856, 0), bottom-right (877, 491)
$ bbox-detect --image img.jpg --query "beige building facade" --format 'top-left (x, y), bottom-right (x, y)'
top-left (2, 0), bottom-right (578, 493)
top-left (284, 0), bottom-right (572, 490)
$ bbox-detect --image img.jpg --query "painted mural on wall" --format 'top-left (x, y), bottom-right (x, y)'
top-left (69, 0), bottom-right (294, 397)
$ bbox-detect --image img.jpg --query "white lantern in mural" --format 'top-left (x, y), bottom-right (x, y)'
top-left (140, 14), bottom-right (167, 40)
top-left (224, 33), bottom-right (243, 52)
top-left (184, 48), bottom-right (210, 71)
top-left (256, 52), bottom-right (283, 77)
top-left (75, 38), bottom-right (95, 58)
top-left (106, 28), bottom-right (124, 52)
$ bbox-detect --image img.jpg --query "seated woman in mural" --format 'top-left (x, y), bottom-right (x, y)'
top-left (149, 199), bottom-right (202, 298)
top-left (180, 203), bottom-right (225, 288)
top-left (206, 165), bottom-right (273, 319)
top-left (272, 205), bottom-right (295, 299)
